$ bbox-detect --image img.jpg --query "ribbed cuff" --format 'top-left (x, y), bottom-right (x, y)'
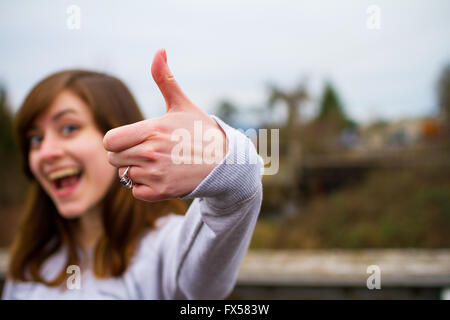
top-left (180, 115), bottom-right (263, 209)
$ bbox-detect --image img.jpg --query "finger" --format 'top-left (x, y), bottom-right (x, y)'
top-left (103, 119), bottom-right (156, 152)
top-left (132, 184), bottom-right (169, 202)
top-left (118, 165), bottom-right (164, 184)
top-left (109, 152), bottom-right (150, 169)
top-left (151, 48), bottom-right (191, 111)
top-left (107, 141), bottom-right (161, 168)
top-left (118, 166), bottom-right (128, 178)
top-left (132, 184), bottom-right (156, 201)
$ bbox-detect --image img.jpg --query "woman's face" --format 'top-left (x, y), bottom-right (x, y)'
top-left (27, 90), bottom-right (117, 219)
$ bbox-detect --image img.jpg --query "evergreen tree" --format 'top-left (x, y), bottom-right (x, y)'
top-left (216, 100), bottom-right (238, 126)
top-left (0, 86), bottom-right (27, 205)
top-left (316, 82), bottom-right (353, 130)
top-left (0, 87), bottom-right (15, 155)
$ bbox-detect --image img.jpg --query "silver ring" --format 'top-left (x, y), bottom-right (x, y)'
top-left (120, 166), bottom-right (134, 189)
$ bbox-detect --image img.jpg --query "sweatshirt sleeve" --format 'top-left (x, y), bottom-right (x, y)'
top-left (156, 115), bottom-right (263, 299)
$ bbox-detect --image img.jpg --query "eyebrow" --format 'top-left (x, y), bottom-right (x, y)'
top-left (51, 108), bottom-right (78, 121)
top-left (28, 108), bottom-right (79, 132)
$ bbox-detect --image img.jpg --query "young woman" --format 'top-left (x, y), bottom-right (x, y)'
top-left (2, 49), bottom-right (263, 299)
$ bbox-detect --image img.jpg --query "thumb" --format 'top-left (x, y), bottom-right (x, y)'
top-left (151, 48), bottom-right (190, 112)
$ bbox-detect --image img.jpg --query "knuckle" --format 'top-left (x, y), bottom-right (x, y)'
top-left (141, 145), bottom-right (156, 160)
top-left (137, 122), bottom-right (152, 141)
top-left (157, 183), bottom-right (173, 200)
top-left (149, 119), bottom-right (167, 135)
top-left (150, 166), bottom-right (165, 178)
top-left (152, 184), bottom-right (165, 198)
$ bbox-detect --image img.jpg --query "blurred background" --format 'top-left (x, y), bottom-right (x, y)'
top-left (1, 0), bottom-right (449, 299)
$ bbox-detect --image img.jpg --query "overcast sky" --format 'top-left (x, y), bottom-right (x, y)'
top-left (1, 0), bottom-right (449, 126)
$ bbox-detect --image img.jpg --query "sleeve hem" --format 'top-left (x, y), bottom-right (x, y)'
top-left (180, 115), bottom-right (263, 208)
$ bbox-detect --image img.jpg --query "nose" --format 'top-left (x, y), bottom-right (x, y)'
top-left (38, 133), bottom-right (65, 163)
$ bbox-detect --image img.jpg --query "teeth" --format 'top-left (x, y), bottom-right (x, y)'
top-left (48, 167), bottom-right (81, 181)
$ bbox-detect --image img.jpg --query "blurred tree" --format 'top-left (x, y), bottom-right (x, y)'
top-left (0, 86), bottom-right (28, 247)
top-left (0, 87), bottom-right (15, 155)
top-left (265, 80), bottom-right (309, 218)
top-left (268, 80), bottom-right (309, 133)
top-left (437, 64), bottom-right (450, 138)
top-left (216, 100), bottom-right (238, 126)
top-left (316, 81), bottom-right (354, 130)
top-left (0, 86), bottom-right (27, 206)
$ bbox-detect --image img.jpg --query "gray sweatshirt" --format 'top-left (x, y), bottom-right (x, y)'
top-left (1, 116), bottom-right (263, 299)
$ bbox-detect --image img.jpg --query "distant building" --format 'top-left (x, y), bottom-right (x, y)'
top-left (356, 117), bottom-right (443, 151)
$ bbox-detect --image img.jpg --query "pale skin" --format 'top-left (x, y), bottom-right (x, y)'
top-left (104, 48), bottom-right (228, 202)
top-left (27, 91), bottom-right (116, 250)
top-left (29, 49), bottom-right (228, 249)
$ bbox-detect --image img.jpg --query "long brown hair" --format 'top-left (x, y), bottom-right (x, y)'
top-left (9, 69), bottom-right (186, 286)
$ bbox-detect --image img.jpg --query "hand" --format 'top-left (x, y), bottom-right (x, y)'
top-left (103, 49), bottom-right (228, 201)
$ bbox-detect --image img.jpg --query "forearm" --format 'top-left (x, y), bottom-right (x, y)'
top-left (160, 116), bottom-right (263, 299)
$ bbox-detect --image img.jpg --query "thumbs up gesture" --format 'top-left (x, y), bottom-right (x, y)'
top-left (104, 49), bottom-right (228, 201)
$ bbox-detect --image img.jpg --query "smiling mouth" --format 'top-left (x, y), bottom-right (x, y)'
top-left (48, 167), bottom-right (83, 196)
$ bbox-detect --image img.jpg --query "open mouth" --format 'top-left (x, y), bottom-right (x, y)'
top-left (48, 167), bottom-right (83, 197)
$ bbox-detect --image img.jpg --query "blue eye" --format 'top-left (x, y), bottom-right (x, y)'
top-left (29, 135), bottom-right (43, 148)
top-left (62, 124), bottom-right (79, 135)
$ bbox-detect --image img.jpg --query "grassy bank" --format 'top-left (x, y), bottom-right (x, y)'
top-left (251, 166), bottom-right (450, 249)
